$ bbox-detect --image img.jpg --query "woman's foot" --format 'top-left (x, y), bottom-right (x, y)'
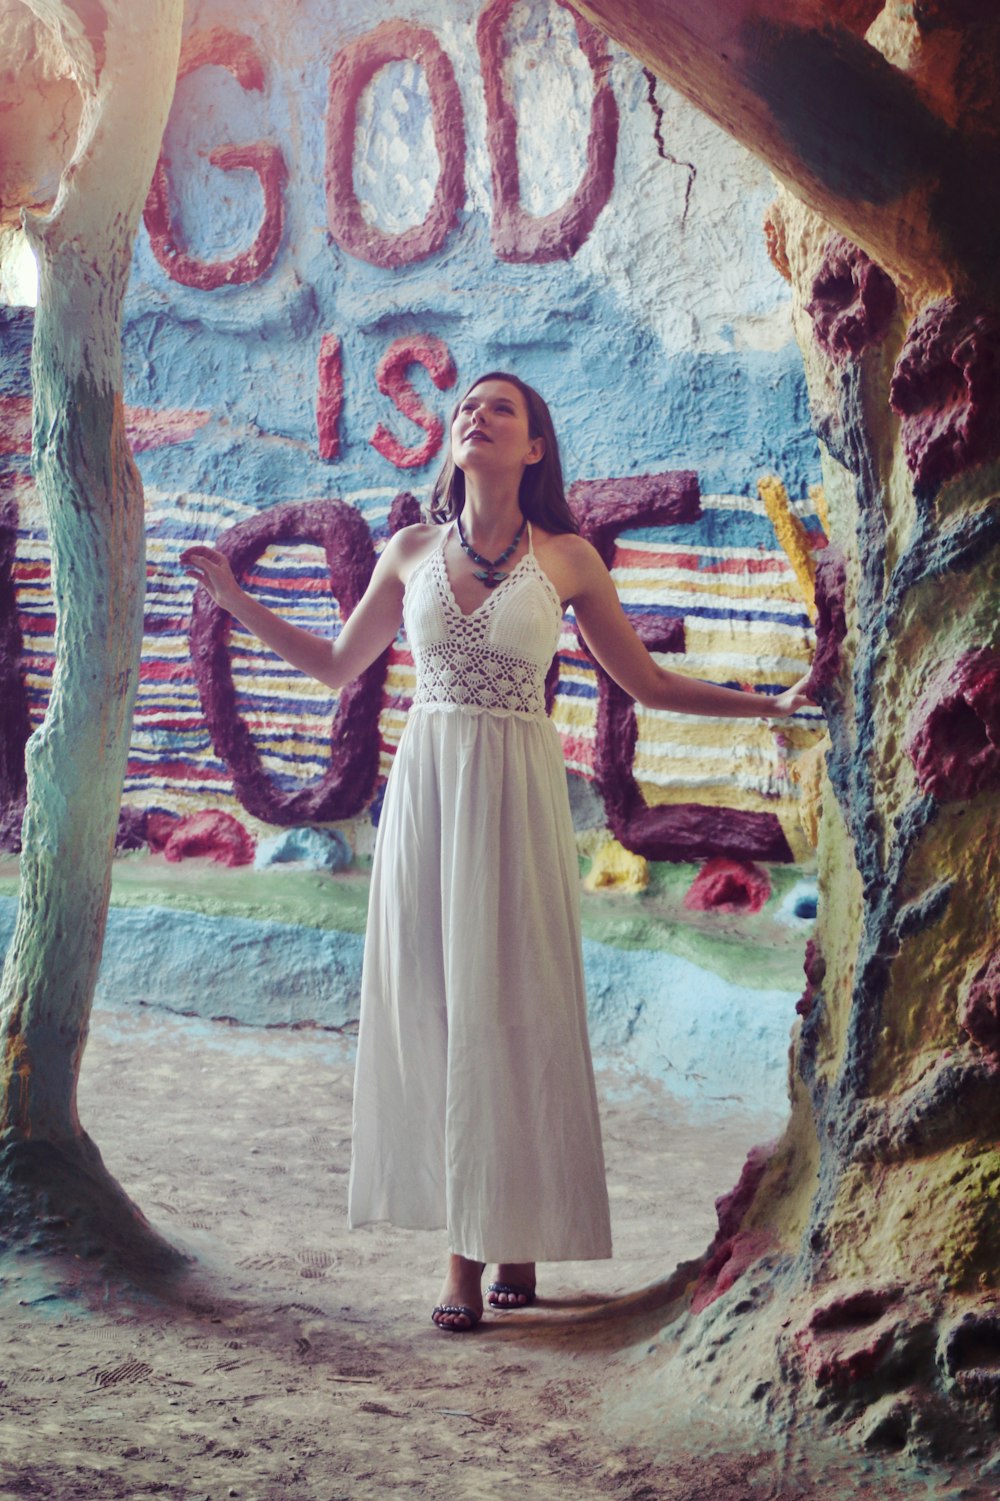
top-left (487, 1262), bottom-right (536, 1308)
top-left (431, 1254), bottom-right (486, 1333)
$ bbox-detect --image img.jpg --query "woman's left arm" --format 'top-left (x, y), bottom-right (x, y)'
top-left (564, 537), bottom-right (813, 719)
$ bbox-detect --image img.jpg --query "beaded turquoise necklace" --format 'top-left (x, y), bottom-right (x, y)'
top-left (456, 513), bottom-right (526, 587)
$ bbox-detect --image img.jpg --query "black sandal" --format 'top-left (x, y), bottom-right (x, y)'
top-left (487, 1282), bottom-right (536, 1308)
top-left (431, 1304), bottom-right (482, 1332)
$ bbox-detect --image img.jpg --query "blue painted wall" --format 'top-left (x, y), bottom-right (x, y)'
top-left (123, 0), bottom-right (820, 502)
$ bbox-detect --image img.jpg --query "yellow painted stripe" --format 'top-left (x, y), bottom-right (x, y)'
top-left (551, 699), bottom-right (597, 733)
top-left (680, 620), bottom-right (811, 660)
top-left (614, 570), bottom-right (806, 604)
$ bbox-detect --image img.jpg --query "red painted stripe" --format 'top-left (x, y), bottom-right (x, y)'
top-left (138, 660), bottom-right (194, 682)
top-left (143, 617), bottom-right (192, 634)
top-left (2, 396), bottom-right (212, 455)
top-left (125, 406), bottom-right (212, 451)
top-left (242, 571), bottom-right (333, 593)
top-left (125, 760), bottom-right (217, 781)
top-left (132, 718), bottom-right (204, 732)
top-left (613, 546), bottom-right (790, 575)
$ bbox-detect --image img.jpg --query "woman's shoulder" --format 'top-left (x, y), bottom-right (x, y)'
top-left (380, 521), bottom-right (446, 584)
top-left (533, 528), bottom-right (601, 568)
top-left (532, 525), bottom-right (587, 551)
top-left (531, 528), bottom-right (606, 602)
top-left (385, 521), bottom-right (443, 559)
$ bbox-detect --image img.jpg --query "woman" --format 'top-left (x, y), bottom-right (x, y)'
top-left (183, 372), bottom-right (811, 1333)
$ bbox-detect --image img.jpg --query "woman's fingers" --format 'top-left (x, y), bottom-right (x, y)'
top-left (179, 546), bottom-right (240, 607)
top-left (791, 673), bottom-right (817, 710)
top-left (181, 548), bottom-right (229, 579)
top-left (769, 673), bottom-right (818, 716)
top-left (181, 545), bottom-right (224, 571)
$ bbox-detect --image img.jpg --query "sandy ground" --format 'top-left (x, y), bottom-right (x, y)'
top-left (0, 1004), bottom-right (964, 1501)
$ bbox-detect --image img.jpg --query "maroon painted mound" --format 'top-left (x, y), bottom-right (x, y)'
top-left (683, 858), bottom-right (772, 915)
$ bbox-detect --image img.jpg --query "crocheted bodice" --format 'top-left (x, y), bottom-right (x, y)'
top-left (403, 524), bottom-right (562, 717)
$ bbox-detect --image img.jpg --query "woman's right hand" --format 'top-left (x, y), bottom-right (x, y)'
top-left (181, 546), bottom-right (244, 613)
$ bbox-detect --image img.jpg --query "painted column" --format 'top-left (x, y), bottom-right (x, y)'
top-left (0, 2), bottom-right (183, 1177)
top-left (583, 0), bottom-right (1000, 1451)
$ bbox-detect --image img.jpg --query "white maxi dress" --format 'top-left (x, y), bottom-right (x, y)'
top-left (348, 523), bottom-right (612, 1264)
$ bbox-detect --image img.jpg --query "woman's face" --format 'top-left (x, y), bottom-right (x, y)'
top-left (451, 379), bottom-right (544, 478)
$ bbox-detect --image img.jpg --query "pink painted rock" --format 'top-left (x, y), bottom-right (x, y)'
top-left (795, 1286), bottom-right (904, 1389)
top-left (804, 546), bottom-right (847, 700)
top-left (796, 937), bottom-right (826, 1018)
top-left (683, 857), bottom-right (772, 914)
top-left (715, 1141), bottom-right (776, 1240)
top-left (161, 810), bottom-right (255, 867)
top-left (906, 650), bottom-right (1000, 801)
top-left (690, 1228), bottom-right (774, 1315)
top-left (690, 1141), bottom-right (776, 1312)
top-left (806, 234), bottom-right (896, 361)
top-left (837, 0), bottom-right (885, 30)
top-left (124, 407), bottom-right (211, 452)
top-left (961, 951), bottom-right (1000, 1056)
top-left (890, 299), bottom-right (1000, 494)
top-left (145, 811), bottom-right (181, 853)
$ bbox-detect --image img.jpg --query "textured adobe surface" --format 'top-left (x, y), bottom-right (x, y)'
top-left (806, 232), bottom-right (897, 362)
top-left (890, 299), bottom-right (1000, 496)
top-left (2, 2), bottom-right (823, 876)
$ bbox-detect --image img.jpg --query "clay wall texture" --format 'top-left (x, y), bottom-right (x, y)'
top-left (0, 0), bottom-right (823, 867)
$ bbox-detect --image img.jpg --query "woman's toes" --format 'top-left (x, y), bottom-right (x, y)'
top-left (431, 1304), bottom-right (481, 1333)
top-left (488, 1263), bottom-right (536, 1308)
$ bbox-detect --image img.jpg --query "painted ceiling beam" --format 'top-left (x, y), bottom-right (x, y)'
top-left (572, 0), bottom-right (999, 304)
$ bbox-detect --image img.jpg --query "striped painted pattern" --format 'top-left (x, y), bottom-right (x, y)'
top-left (12, 483), bottom-right (823, 834)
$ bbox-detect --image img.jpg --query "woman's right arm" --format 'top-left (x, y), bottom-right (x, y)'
top-left (181, 527), bottom-right (425, 692)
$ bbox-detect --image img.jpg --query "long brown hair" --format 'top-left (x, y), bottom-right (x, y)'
top-left (429, 372), bottom-right (579, 534)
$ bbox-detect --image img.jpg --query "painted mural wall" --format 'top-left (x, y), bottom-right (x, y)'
top-left (0, 0), bottom-right (824, 1019)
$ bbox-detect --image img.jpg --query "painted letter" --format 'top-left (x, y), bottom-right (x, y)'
top-left (316, 334), bottom-right (344, 462)
top-left (189, 500), bottom-right (386, 823)
top-left (370, 335), bottom-right (457, 469)
top-left (477, 0), bottom-right (619, 263)
top-left (143, 29), bottom-right (287, 290)
top-left (568, 472), bottom-right (795, 862)
top-left (326, 21), bottom-right (465, 268)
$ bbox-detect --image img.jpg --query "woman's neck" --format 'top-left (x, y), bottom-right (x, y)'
top-left (460, 477), bottom-right (524, 548)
